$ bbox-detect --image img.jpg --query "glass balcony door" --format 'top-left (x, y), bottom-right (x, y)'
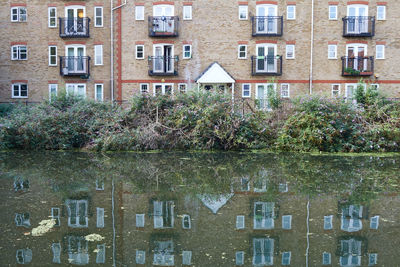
top-left (153, 5), bottom-right (174, 34)
top-left (65, 6), bottom-right (86, 35)
top-left (66, 46), bottom-right (86, 73)
top-left (346, 44), bottom-right (367, 71)
top-left (256, 5), bottom-right (277, 34)
top-left (347, 5), bottom-right (368, 34)
top-left (256, 44), bottom-right (277, 73)
top-left (153, 44), bottom-right (174, 74)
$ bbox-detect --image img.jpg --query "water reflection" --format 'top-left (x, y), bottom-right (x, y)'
top-left (0, 152), bottom-right (399, 266)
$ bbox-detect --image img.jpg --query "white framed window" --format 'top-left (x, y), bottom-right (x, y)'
top-left (282, 251), bottom-right (291, 265)
top-left (97, 207), bottom-right (104, 228)
top-left (16, 249), bottom-right (32, 264)
top-left (253, 238), bottom-right (274, 266)
top-left (238, 45), bottom-right (247, 59)
top-left (136, 214), bottom-right (145, 227)
top-left (51, 207), bottom-right (60, 226)
top-left (95, 84), bottom-right (104, 102)
top-left (49, 46), bottom-right (57, 66)
top-left (11, 7), bottom-right (27, 22)
top-left (66, 199), bottom-right (88, 227)
top-left (286, 44), bottom-right (295, 59)
top-left (280, 84), bottom-right (290, 98)
top-left (236, 251), bottom-right (245, 265)
top-left (94, 7), bottom-right (103, 27)
top-left (135, 5), bottom-right (144, 20)
top-left (322, 252), bottom-right (331, 265)
top-left (182, 251), bottom-right (192, 265)
top-left (183, 45), bottom-right (192, 59)
top-left (341, 204), bottom-right (363, 232)
top-left (136, 250), bottom-right (146, 264)
top-left (15, 213), bottom-right (30, 227)
top-left (287, 5), bottom-right (296, 20)
top-left (48, 7), bottom-right (57, 27)
top-left (254, 202), bottom-right (275, 229)
top-left (178, 83), bottom-right (187, 93)
top-left (376, 45), bottom-right (385, 59)
top-left (368, 253), bottom-right (378, 266)
top-left (96, 244), bottom-right (106, 264)
top-left (183, 5), bottom-right (192, 20)
top-left (153, 200), bottom-right (174, 228)
top-left (182, 214), bottom-right (191, 229)
top-left (370, 216), bottom-right (379, 229)
top-left (332, 84), bottom-right (340, 97)
top-left (377, 5), bottom-right (386, 20)
top-left (236, 215), bottom-right (245, 229)
top-left (153, 83), bottom-right (173, 96)
top-left (340, 239), bottom-right (362, 266)
top-left (329, 5), bottom-right (338, 20)
top-left (94, 45), bottom-right (103, 65)
top-left (153, 240), bottom-right (174, 265)
top-left (11, 45), bottom-right (27, 60)
top-left (282, 215), bottom-right (292, 230)
top-left (324, 215), bottom-right (333, 230)
top-left (12, 83), bottom-right (28, 98)
top-left (140, 83), bottom-right (149, 94)
top-left (66, 84), bottom-right (86, 98)
top-left (52, 243), bottom-right (61, 264)
top-left (136, 45), bottom-right (144, 59)
top-left (242, 84), bottom-right (251, 98)
top-left (14, 177), bottom-right (29, 191)
top-left (68, 236), bottom-right (89, 265)
top-left (239, 5), bottom-right (248, 20)
top-left (328, 44), bottom-right (337, 59)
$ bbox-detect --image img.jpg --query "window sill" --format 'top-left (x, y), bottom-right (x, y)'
top-left (12, 96), bottom-right (28, 99)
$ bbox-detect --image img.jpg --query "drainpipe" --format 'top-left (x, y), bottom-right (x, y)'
top-left (309, 0), bottom-right (315, 94)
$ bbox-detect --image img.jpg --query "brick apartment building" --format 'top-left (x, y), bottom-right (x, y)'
top-left (1, 0), bottom-right (399, 108)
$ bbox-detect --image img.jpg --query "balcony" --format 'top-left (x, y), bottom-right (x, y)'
top-left (148, 16), bottom-right (179, 37)
top-left (251, 16), bottom-right (283, 37)
top-left (60, 56), bottom-right (91, 77)
top-left (251, 56), bottom-right (282, 76)
top-left (342, 16), bottom-right (375, 37)
top-left (148, 56), bottom-right (179, 76)
top-left (59, 17), bottom-right (90, 38)
top-left (341, 56), bottom-right (374, 76)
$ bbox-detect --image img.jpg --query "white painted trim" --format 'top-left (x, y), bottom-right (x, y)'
top-left (94, 6), bottom-right (104, 27)
top-left (135, 5), bottom-right (144, 21)
top-left (238, 45), bottom-right (247, 59)
top-left (95, 83), bottom-right (104, 101)
top-left (182, 44), bottom-right (192, 59)
top-left (183, 5), bottom-right (192, 20)
top-left (238, 5), bottom-right (248, 20)
top-left (11, 83), bottom-right (28, 98)
top-left (242, 83), bottom-right (251, 98)
top-left (328, 44), bottom-right (337, 59)
top-left (49, 84), bottom-right (58, 101)
top-left (287, 5), bottom-right (296, 20)
top-left (48, 7), bottom-right (57, 27)
top-left (48, 45), bottom-right (57, 66)
top-left (328, 5), bottom-right (338, 20)
top-left (135, 45), bottom-right (145, 59)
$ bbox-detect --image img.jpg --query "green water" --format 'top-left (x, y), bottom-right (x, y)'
top-left (0, 152), bottom-right (399, 266)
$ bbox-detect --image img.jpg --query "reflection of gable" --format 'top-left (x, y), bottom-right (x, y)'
top-left (197, 193), bottom-right (234, 214)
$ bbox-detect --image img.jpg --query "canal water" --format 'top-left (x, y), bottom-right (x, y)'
top-left (0, 152), bottom-right (399, 266)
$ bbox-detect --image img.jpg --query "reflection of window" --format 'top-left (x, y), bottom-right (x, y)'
top-left (368, 253), bottom-right (377, 266)
top-left (324, 215), bottom-right (333, 230)
top-left (236, 251), bottom-right (244, 265)
top-left (253, 238), bottom-right (274, 266)
top-left (51, 208), bottom-right (60, 226)
top-left (182, 251), bottom-right (192, 265)
top-left (282, 251), bottom-right (291, 265)
top-left (153, 240), bottom-right (174, 266)
top-left (68, 236), bottom-right (89, 265)
top-left (279, 183), bottom-right (288, 193)
top-left (183, 5), bottom-right (192, 20)
top-left (136, 250), bottom-right (146, 264)
top-left (16, 249), bottom-right (32, 264)
top-left (322, 252), bottom-right (331, 265)
top-left (341, 205), bottom-right (363, 232)
top-left (153, 201), bottom-right (174, 228)
top-left (182, 214), bottom-right (191, 229)
top-left (340, 239), bottom-right (361, 266)
top-left (14, 177), bottom-right (29, 191)
top-left (15, 213), bottom-right (30, 227)
top-left (282, 215), bottom-right (292, 230)
top-left (240, 177), bottom-right (250, 191)
top-left (66, 199), bottom-right (88, 228)
top-left (96, 178), bottom-right (104, 190)
top-left (236, 215), bottom-right (245, 229)
top-left (370, 216), bottom-right (379, 229)
top-left (254, 202), bottom-right (275, 229)
top-left (96, 244), bottom-right (106, 263)
top-left (97, 207), bottom-right (104, 228)
top-left (52, 243), bottom-right (61, 263)
top-left (136, 214), bottom-right (145, 228)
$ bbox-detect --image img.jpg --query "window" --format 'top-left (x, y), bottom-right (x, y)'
top-left (135, 5), bottom-right (144, 20)
top-left (182, 251), bottom-right (192, 265)
top-left (329, 5), bottom-right (337, 20)
top-left (153, 240), bottom-right (174, 265)
top-left (287, 5), bottom-right (296, 20)
top-left (153, 200), bottom-right (174, 228)
top-left (16, 249), bottom-right (32, 264)
top-left (332, 84), bottom-right (340, 97)
top-left (183, 45), bottom-right (192, 59)
top-left (236, 251), bottom-right (244, 265)
top-left (253, 238), bottom-right (274, 266)
top-left (368, 253), bottom-right (378, 266)
top-left (282, 251), bottom-right (291, 265)
top-left (341, 205), bottom-right (363, 232)
top-left (281, 84), bottom-right (290, 98)
top-left (183, 5), bottom-right (192, 20)
top-left (178, 83), bottom-right (187, 94)
top-left (241, 177), bottom-right (250, 191)
top-left (182, 214), bottom-right (191, 229)
top-left (11, 7), bottom-right (27, 22)
top-left (96, 244), bottom-right (106, 263)
top-left (66, 84), bottom-right (86, 98)
top-left (96, 178), bottom-right (104, 190)
top-left (48, 84), bottom-right (58, 102)
top-left (94, 45), bottom-right (103, 65)
top-left (66, 199), bottom-right (88, 227)
top-left (12, 83), bottom-right (28, 98)
top-left (377, 5), bottom-right (386, 20)
top-left (136, 250), bottom-right (146, 264)
top-left (51, 207), bottom-right (60, 226)
top-left (97, 207), bottom-right (104, 228)
top-left (236, 215), bottom-right (245, 229)
top-left (95, 7), bottom-right (103, 27)
top-left (11, 45), bottom-right (27, 60)
top-left (254, 202), bottom-right (275, 229)
top-left (376, 45), bottom-right (385, 59)
top-left (68, 236), bottom-right (89, 265)
top-left (286, 45), bottom-right (295, 59)
top-left (328, 44), bottom-right (337, 59)
top-left (14, 177), bottom-right (29, 191)
top-left (239, 5), bottom-right (248, 20)
top-left (279, 182), bottom-right (288, 192)
top-left (242, 84), bottom-right (251, 98)
top-left (140, 83), bottom-right (149, 94)
top-left (282, 215), bottom-right (292, 230)
top-left (95, 84), bottom-right (104, 102)
top-left (49, 46), bottom-right (57, 66)
top-left (238, 45), bottom-right (247, 59)
top-left (15, 213), bottom-right (30, 227)
top-left (370, 216), bottom-right (379, 229)
top-left (136, 45), bottom-right (144, 59)
top-left (340, 239), bottom-right (362, 266)
top-left (322, 252), bottom-right (331, 265)
top-left (324, 215), bottom-right (333, 230)
top-left (52, 243), bottom-right (61, 264)
top-left (48, 7), bottom-right (57, 27)
top-left (136, 214), bottom-right (145, 227)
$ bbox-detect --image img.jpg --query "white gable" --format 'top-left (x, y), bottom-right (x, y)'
top-left (196, 62), bottom-right (235, 84)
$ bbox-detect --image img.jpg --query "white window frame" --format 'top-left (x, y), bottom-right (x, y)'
top-left (11, 45), bottom-right (27, 60)
top-left (238, 45), bottom-right (247, 59)
top-left (242, 84), bottom-right (251, 98)
top-left (328, 44), bottom-right (337, 59)
top-left (49, 46), bottom-right (57, 66)
top-left (153, 83), bottom-right (174, 96)
top-left (252, 238), bottom-right (274, 266)
top-left (239, 5), bottom-right (248, 20)
top-left (324, 215), bottom-right (333, 230)
top-left (12, 83), bottom-right (28, 98)
top-left (376, 45), bottom-right (385, 59)
top-left (15, 213), bottom-right (30, 227)
top-left (95, 83), bottom-right (104, 102)
top-left (286, 44), bottom-right (295, 59)
top-left (136, 214), bottom-right (145, 227)
top-left (94, 45), bottom-right (103, 65)
top-left (66, 199), bottom-right (88, 228)
top-left (236, 215), bottom-right (245, 229)
top-left (140, 83), bottom-right (149, 94)
top-left (182, 214), bottom-right (191, 229)
top-left (49, 84), bottom-right (58, 102)
top-left (51, 207), bottom-right (60, 226)
top-left (182, 251), bottom-right (192, 265)
top-left (96, 178), bottom-right (104, 190)
top-left (341, 205), bottom-right (363, 232)
top-left (94, 6), bottom-right (103, 27)
top-left (96, 244), bottom-right (106, 264)
top-left (16, 249), bottom-right (32, 264)
top-left (52, 243), bottom-right (61, 264)
top-left (153, 200), bottom-right (174, 229)
top-left (329, 5), bottom-right (338, 20)
top-left (135, 45), bottom-right (144, 59)
top-left (322, 252), bottom-right (331, 265)
top-left (282, 215), bottom-right (292, 230)
top-left (183, 45), bottom-right (192, 59)
top-left (48, 7), bottom-right (57, 27)
top-left (178, 83), bottom-right (187, 94)
top-left (97, 207), bottom-right (105, 228)
top-left (254, 202), bottom-right (275, 229)
top-left (279, 182), bottom-right (288, 192)
top-left (183, 5), bottom-right (192, 20)
top-left (136, 250), bottom-right (146, 264)
top-left (135, 5), bottom-right (144, 21)
top-left (331, 84), bottom-right (341, 97)
top-left (280, 84), bottom-right (290, 98)
top-left (66, 83), bottom-right (86, 98)
top-left (236, 251), bottom-right (245, 265)
top-left (282, 251), bottom-right (291, 265)
top-left (370, 215), bottom-right (379, 229)
top-left (287, 5), bottom-right (296, 20)
top-left (11, 7), bottom-right (27, 22)
top-left (377, 5), bottom-right (386, 20)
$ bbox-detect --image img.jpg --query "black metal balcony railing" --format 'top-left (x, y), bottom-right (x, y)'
top-left (148, 56), bottom-right (179, 76)
top-left (148, 16), bottom-right (179, 37)
top-left (251, 56), bottom-right (282, 76)
top-left (342, 16), bottom-right (375, 37)
top-left (59, 17), bottom-right (90, 38)
top-left (60, 56), bottom-right (91, 77)
top-left (251, 16), bottom-right (283, 37)
top-left (341, 56), bottom-right (374, 76)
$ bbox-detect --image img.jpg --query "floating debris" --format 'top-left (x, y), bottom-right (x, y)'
top-left (31, 219), bottom-right (56, 236)
top-left (85, 234), bottom-right (105, 242)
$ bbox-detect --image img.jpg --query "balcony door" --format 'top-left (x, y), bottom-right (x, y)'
top-left (66, 45), bottom-right (86, 73)
top-left (347, 5), bottom-right (368, 34)
top-left (256, 44), bottom-right (277, 73)
top-left (65, 6), bottom-right (86, 35)
top-left (153, 44), bottom-right (174, 74)
top-left (346, 44), bottom-right (367, 72)
top-left (256, 83), bottom-right (276, 110)
top-left (153, 5), bottom-right (174, 33)
top-left (256, 5), bottom-right (277, 34)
